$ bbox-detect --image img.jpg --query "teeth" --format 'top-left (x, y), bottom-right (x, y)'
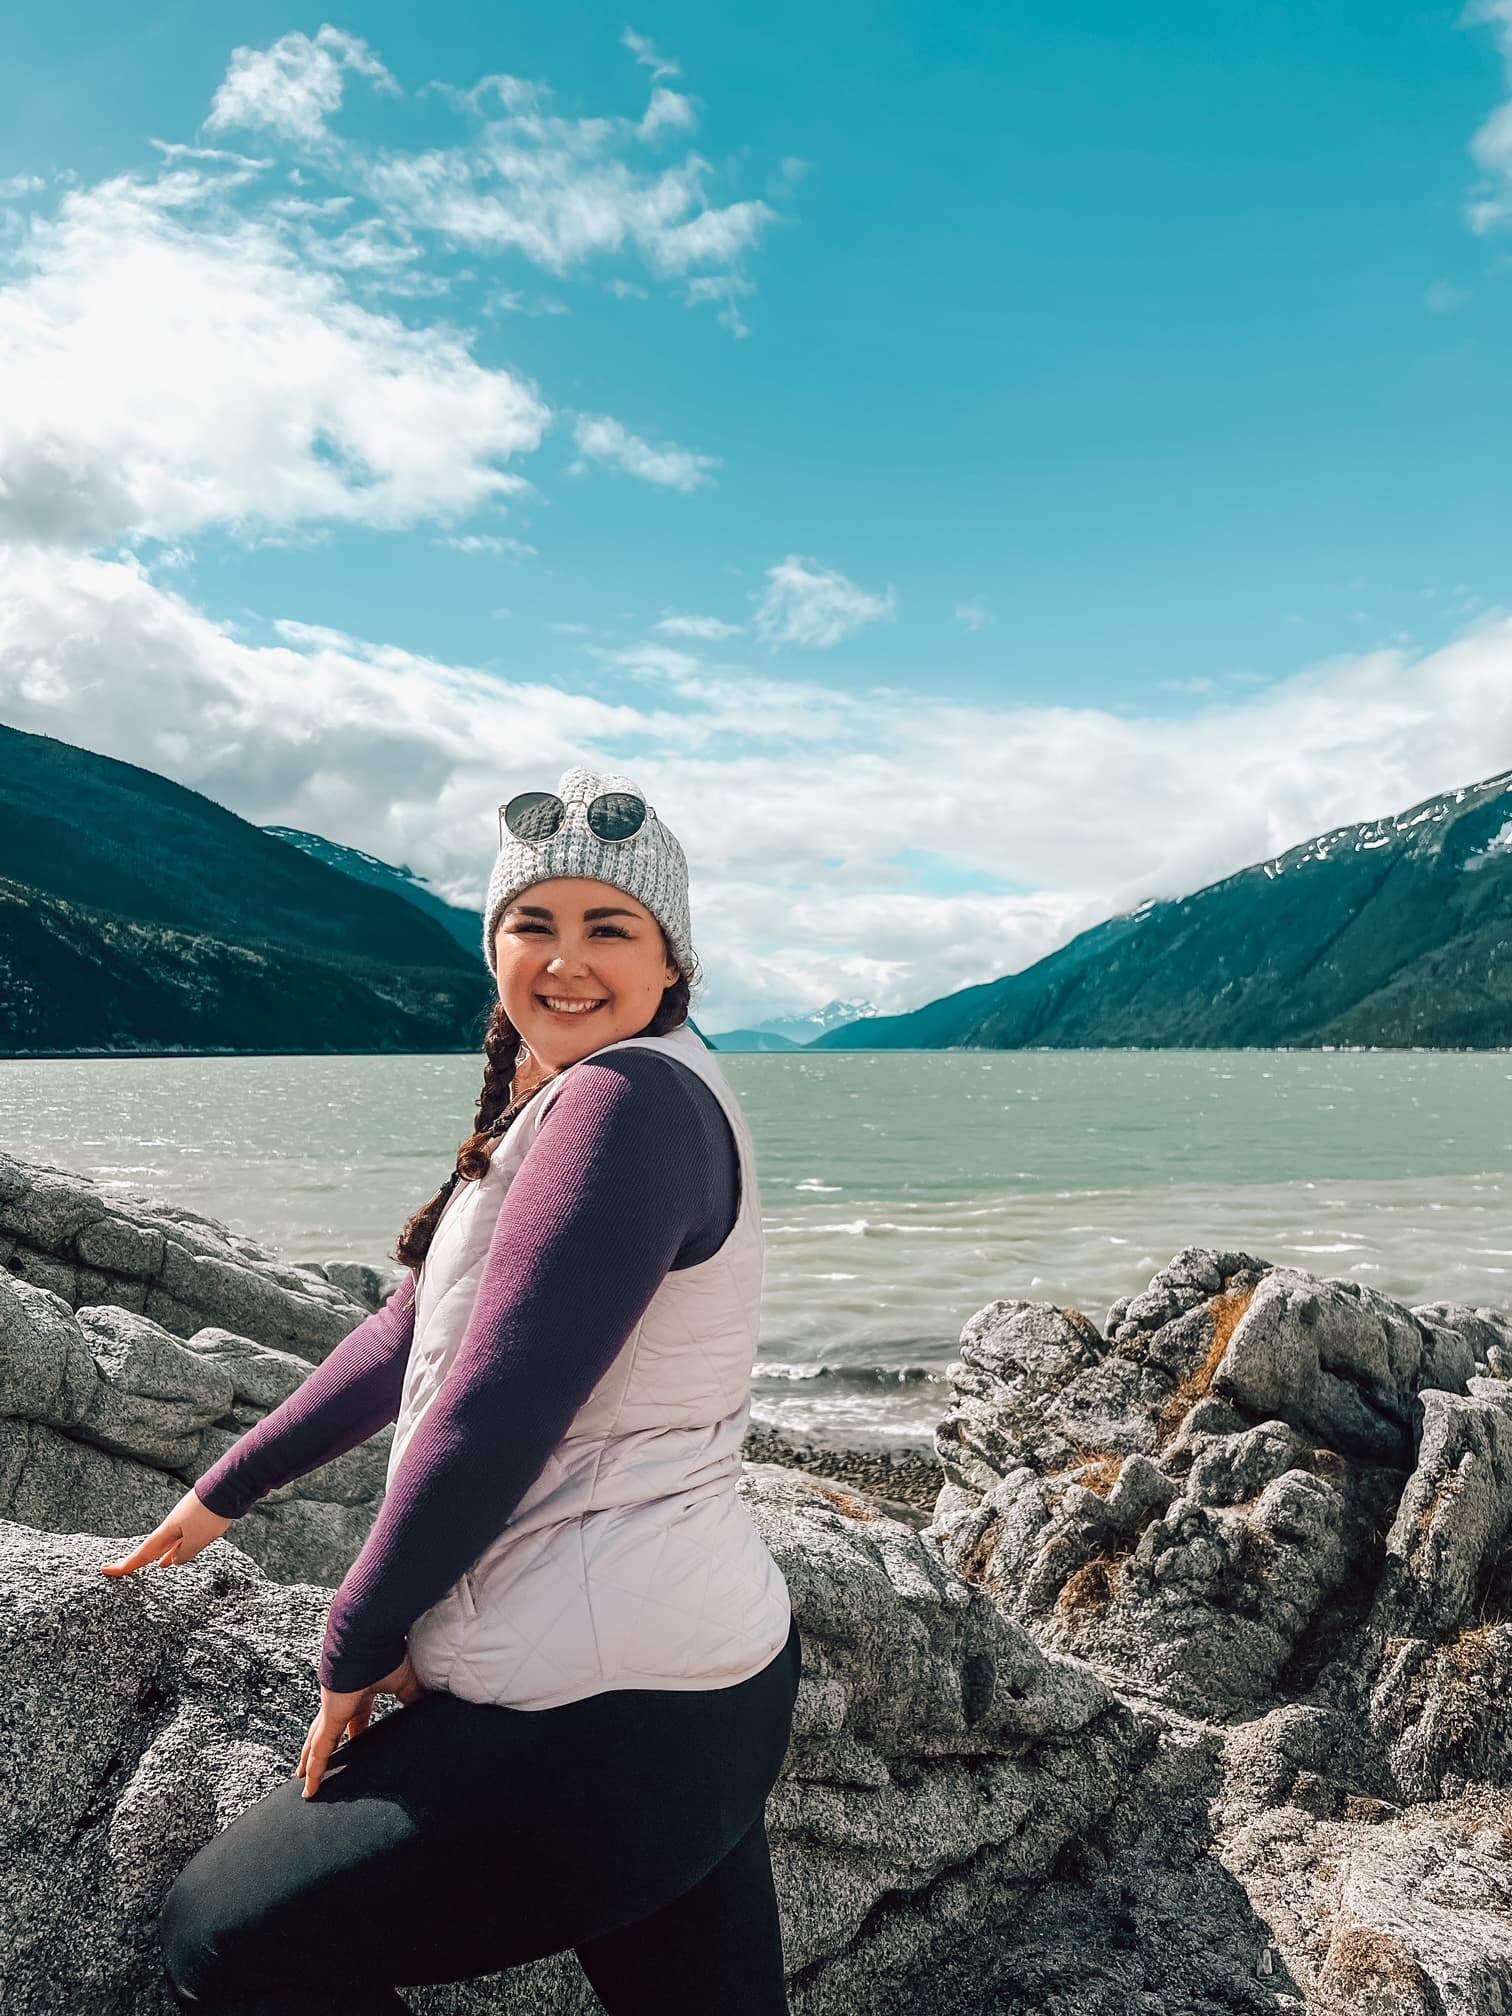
top-left (542, 998), bottom-right (606, 1013)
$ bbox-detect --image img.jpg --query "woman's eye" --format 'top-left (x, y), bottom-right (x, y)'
top-left (512, 923), bottom-right (628, 938)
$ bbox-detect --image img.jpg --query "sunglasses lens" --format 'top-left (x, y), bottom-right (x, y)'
top-left (587, 792), bottom-right (647, 841)
top-left (504, 791), bottom-right (564, 843)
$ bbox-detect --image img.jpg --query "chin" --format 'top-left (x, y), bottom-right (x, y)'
top-left (522, 1004), bottom-right (620, 1050)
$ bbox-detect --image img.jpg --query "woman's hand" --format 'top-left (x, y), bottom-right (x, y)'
top-left (298, 1655), bottom-right (431, 1798)
top-left (99, 1485), bottom-right (234, 1576)
top-left (100, 1486), bottom-right (432, 1794)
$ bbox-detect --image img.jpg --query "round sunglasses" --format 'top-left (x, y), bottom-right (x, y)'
top-left (499, 790), bottom-right (656, 849)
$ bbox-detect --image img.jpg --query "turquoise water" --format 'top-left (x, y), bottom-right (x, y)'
top-left (3, 1048), bottom-right (1509, 1445)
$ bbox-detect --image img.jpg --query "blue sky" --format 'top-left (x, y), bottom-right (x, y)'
top-left (1, 2), bottom-right (1511, 1028)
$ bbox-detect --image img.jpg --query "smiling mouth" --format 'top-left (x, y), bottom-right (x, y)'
top-left (537, 996), bottom-right (610, 1016)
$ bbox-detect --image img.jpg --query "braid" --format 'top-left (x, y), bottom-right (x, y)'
top-left (394, 1000), bottom-right (529, 1269)
top-left (392, 942), bottom-right (695, 1272)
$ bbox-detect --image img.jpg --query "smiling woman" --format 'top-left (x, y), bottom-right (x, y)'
top-left (498, 880), bottom-right (681, 1070)
top-left (135, 763), bottom-right (802, 2016)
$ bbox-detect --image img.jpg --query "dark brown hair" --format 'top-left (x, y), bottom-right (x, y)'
top-left (394, 935), bottom-right (692, 1271)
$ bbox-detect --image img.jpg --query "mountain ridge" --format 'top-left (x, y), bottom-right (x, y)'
top-left (0, 723), bottom-right (490, 1056)
top-left (810, 769), bottom-right (1512, 1051)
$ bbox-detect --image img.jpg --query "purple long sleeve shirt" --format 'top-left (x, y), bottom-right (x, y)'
top-left (195, 1048), bottom-right (740, 1692)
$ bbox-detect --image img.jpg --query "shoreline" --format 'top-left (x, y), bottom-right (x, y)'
top-left (741, 1422), bottom-right (942, 1510)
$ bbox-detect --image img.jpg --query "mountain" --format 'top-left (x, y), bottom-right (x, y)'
top-left (708, 999), bottom-right (880, 1050)
top-left (811, 771), bottom-right (1512, 1051)
top-left (263, 826), bottom-right (484, 958)
top-left (748, 998), bottom-right (879, 1044)
top-left (705, 1028), bottom-right (804, 1053)
top-left (0, 723), bottom-right (490, 1056)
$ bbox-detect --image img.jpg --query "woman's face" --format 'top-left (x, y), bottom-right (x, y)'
top-left (494, 876), bottom-right (680, 1071)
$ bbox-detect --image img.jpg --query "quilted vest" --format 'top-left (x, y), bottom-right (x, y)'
top-left (388, 1018), bottom-right (792, 1710)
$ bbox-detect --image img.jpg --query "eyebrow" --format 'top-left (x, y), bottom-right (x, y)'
top-left (505, 903), bottom-right (643, 922)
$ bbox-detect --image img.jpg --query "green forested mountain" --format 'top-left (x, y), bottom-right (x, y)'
top-left (0, 723), bottom-right (490, 1055)
top-left (263, 825), bottom-right (485, 957)
top-left (811, 770), bottom-right (1512, 1051)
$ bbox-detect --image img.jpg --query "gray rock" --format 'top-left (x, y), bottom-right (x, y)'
top-left (0, 1270), bottom-right (387, 1590)
top-left (313, 1259), bottom-right (407, 1312)
top-left (0, 1152), bottom-right (369, 1362)
top-left (1370, 1386), bottom-right (1512, 1643)
top-left (1209, 1269), bottom-right (1454, 1461)
top-left (5, 1164), bottom-right (1512, 2012)
top-left (0, 1488), bottom-right (1145, 2014)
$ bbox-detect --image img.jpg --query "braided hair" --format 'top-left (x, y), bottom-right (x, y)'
top-left (394, 934), bottom-right (693, 1271)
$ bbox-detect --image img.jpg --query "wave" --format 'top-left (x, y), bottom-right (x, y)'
top-left (753, 1361), bottom-right (949, 1390)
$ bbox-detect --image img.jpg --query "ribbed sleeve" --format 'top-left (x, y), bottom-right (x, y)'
top-left (194, 1279), bottom-right (417, 1521)
top-left (317, 1049), bottom-right (739, 1693)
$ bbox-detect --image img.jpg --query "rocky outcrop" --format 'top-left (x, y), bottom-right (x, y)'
top-left (0, 1152), bottom-right (376, 1362)
top-left (5, 1143), bottom-right (1512, 2011)
top-left (926, 1246), bottom-right (1512, 2011)
top-left (0, 1272), bottom-right (387, 1587)
top-left (0, 1491), bottom-right (1159, 2016)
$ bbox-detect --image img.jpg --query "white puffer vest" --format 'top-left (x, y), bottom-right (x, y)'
top-left (388, 1019), bottom-right (792, 1711)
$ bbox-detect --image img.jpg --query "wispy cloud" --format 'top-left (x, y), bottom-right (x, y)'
top-left (754, 556), bottom-right (896, 648)
top-left (197, 30), bottom-right (783, 325)
top-left (621, 28), bottom-right (682, 84)
top-left (684, 271), bottom-right (755, 335)
top-left (434, 532), bottom-right (537, 558)
top-left (653, 612), bottom-right (744, 639)
top-left (207, 27), bottom-right (399, 146)
top-left (954, 597), bottom-right (994, 632)
top-left (570, 413), bottom-right (719, 489)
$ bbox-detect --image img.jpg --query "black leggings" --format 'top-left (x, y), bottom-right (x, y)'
top-left (159, 1619), bottom-right (801, 2015)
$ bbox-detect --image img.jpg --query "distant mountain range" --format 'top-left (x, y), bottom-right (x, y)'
top-left (708, 999), bottom-right (879, 1052)
top-left (810, 771), bottom-right (1512, 1051)
top-left (4, 724), bottom-right (1506, 1055)
top-left (0, 724), bottom-right (490, 1056)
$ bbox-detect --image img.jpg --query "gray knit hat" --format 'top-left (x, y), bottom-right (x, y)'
top-left (482, 765), bottom-right (699, 995)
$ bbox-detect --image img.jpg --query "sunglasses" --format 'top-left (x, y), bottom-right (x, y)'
top-left (499, 790), bottom-right (656, 849)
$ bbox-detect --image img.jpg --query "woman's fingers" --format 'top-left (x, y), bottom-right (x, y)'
top-left (100, 1526), bottom-right (178, 1576)
top-left (303, 1719), bottom-right (333, 1798)
top-left (100, 1489), bottom-right (233, 1578)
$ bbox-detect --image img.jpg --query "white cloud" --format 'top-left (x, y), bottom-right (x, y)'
top-left (207, 27), bottom-right (398, 145)
top-left (954, 597), bottom-right (994, 632)
top-left (196, 27), bottom-right (784, 329)
top-left (621, 30), bottom-right (681, 83)
top-left (0, 169), bottom-right (549, 545)
top-left (653, 612), bottom-right (744, 639)
top-left (361, 144), bottom-right (773, 286)
top-left (754, 556), bottom-right (897, 649)
top-left (8, 545), bottom-right (1506, 1028)
top-left (571, 413), bottom-right (719, 490)
top-left (349, 79), bottom-right (772, 310)
top-left (434, 532), bottom-right (537, 557)
top-left (1464, 1), bottom-right (1512, 230)
top-left (638, 88), bottom-right (697, 141)
top-left (684, 270), bottom-right (754, 334)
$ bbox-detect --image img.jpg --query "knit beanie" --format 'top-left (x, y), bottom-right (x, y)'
top-left (482, 766), bottom-right (700, 996)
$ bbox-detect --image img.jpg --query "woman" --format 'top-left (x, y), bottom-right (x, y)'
top-left (101, 766), bottom-right (800, 2016)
